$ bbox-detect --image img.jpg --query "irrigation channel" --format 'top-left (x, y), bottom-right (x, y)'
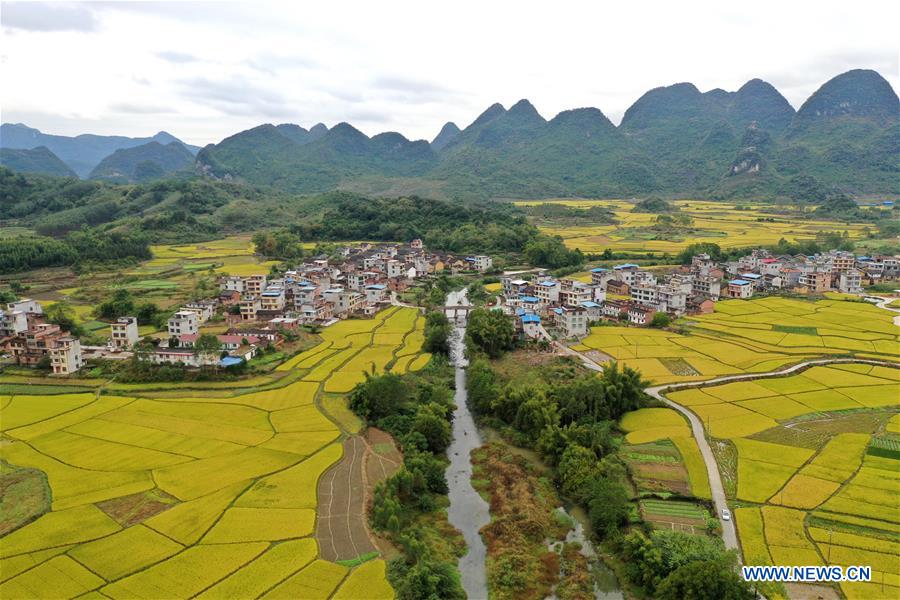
top-left (444, 289), bottom-right (491, 599)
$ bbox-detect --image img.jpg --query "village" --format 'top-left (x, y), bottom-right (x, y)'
top-left (503, 248), bottom-right (899, 339)
top-left (0, 240), bottom-right (492, 374)
top-left (1, 240), bottom-right (898, 376)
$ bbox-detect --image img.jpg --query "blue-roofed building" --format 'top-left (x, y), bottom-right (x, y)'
top-left (219, 356), bottom-right (244, 368)
top-left (614, 263), bottom-right (639, 270)
top-left (520, 313), bottom-right (542, 339)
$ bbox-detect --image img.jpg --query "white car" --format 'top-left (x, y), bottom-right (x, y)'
top-left (722, 508), bottom-right (731, 521)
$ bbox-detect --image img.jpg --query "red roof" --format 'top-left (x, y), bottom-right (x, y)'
top-left (217, 334), bottom-right (260, 345)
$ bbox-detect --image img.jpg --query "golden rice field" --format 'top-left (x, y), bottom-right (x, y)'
top-left (619, 408), bottom-right (711, 499)
top-left (573, 297), bottom-right (899, 386)
top-left (0, 308), bottom-right (421, 598)
top-left (514, 199), bottom-right (869, 253)
top-left (692, 369), bottom-right (900, 599)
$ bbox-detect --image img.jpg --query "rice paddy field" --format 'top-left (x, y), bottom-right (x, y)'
top-left (513, 199), bottom-right (869, 254)
top-left (0, 307), bottom-right (423, 598)
top-left (573, 297), bottom-right (899, 386)
top-left (619, 408), bottom-right (711, 500)
top-left (692, 370), bottom-right (900, 599)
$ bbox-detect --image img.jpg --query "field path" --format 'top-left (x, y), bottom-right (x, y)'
top-left (645, 357), bottom-right (899, 559)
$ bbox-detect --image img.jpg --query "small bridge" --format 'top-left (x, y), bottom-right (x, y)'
top-left (444, 305), bottom-right (472, 323)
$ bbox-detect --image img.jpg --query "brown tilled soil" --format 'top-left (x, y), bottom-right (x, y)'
top-left (316, 431), bottom-right (401, 562)
top-left (96, 488), bottom-right (179, 527)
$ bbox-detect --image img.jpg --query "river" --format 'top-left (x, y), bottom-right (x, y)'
top-left (444, 289), bottom-right (491, 599)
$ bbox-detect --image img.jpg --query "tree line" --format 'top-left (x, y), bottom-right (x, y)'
top-left (0, 229), bottom-right (152, 274)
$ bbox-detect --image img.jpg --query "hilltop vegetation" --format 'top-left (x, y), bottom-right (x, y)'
top-left (192, 69), bottom-right (898, 200)
top-left (89, 141), bottom-right (194, 183)
top-left (0, 146), bottom-right (76, 178)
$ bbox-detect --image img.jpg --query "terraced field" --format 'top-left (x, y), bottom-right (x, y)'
top-left (574, 297), bottom-right (899, 385)
top-left (619, 408), bottom-right (711, 500)
top-left (0, 307), bottom-right (421, 598)
top-left (514, 199), bottom-right (869, 254)
top-left (694, 371), bottom-right (900, 600)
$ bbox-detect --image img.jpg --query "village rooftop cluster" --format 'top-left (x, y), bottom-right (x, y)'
top-left (502, 249), bottom-right (900, 340)
top-left (0, 241), bottom-right (492, 373)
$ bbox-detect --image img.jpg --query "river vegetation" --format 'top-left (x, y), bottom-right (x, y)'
top-left (466, 341), bottom-right (759, 599)
top-left (348, 322), bottom-right (467, 600)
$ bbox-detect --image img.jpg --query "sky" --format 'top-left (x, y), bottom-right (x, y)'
top-left (1, 0), bottom-right (898, 146)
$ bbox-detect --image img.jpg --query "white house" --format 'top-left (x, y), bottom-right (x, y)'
top-left (167, 311), bottom-right (199, 337)
top-left (110, 316), bottom-right (139, 349)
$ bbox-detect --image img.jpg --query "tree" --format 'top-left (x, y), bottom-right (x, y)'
top-left (390, 558), bottom-right (465, 600)
top-left (558, 444), bottom-right (601, 503)
top-left (466, 308), bottom-right (515, 359)
top-left (656, 560), bottom-right (754, 600)
top-left (650, 312), bottom-right (671, 328)
top-left (587, 475), bottom-right (630, 538)
top-left (423, 311), bottom-right (452, 355)
top-left (98, 288), bottom-right (135, 320)
top-left (411, 403), bottom-right (452, 454)
top-left (349, 372), bottom-right (410, 422)
top-left (193, 333), bottom-right (222, 366)
top-left (45, 301), bottom-right (83, 337)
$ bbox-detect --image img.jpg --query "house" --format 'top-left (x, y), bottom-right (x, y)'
top-left (590, 267), bottom-right (612, 286)
top-left (687, 296), bottom-right (716, 315)
top-left (627, 305), bottom-right (656, 326)
top-left (838, 269), bottom-right (862, 294)
top-left (149, 348), bottom-right (217, 368)
top-left (0, 299), bottom-right (43, 337)
top-left (580, 301), bottom-right (603, 321)
top-left (218, 290), bottom-right (241, 306)
top-left (219, 276), bottom-right (244, 293)
top-left (259, 286), bottom-right (286, 312)
top-left (49, 336), bottom-right (83, 375)
top-left (799, 270), bottom-right (830, 293)
top-left (606, 280), bottom-right (631, 297)
top-left (244, 275), bottom-right (268, 296)
top-left (110, 316), bottom-right (139, 349)
top-left (183, 301), bottom-right (217, 324)
top-left (520, 313), bottom-right (542, 339)
top-left (726, 279), bottom-right (753, 299)
top-left (601, 299), bottom-right (631, 319)
top-left (553, 306), bottom-right (588, 338)
top-left (468, 255), bottom-right (493, 272)
top-left (535, 280), bottom-right (561, 304)
top-left (364, 284), bottom-right (388, 304)
top-left (239, 297), bottom-right (261, 321)
top-left (168, 311), bottom-right (199, 337)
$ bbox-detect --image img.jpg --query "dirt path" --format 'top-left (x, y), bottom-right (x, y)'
top-left (315, 430), bottom-right (401, 562)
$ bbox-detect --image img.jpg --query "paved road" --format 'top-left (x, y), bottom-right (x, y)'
top-left (645, 356), bottom-right (899, 560)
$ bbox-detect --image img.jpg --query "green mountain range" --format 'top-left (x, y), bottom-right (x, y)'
top-left (89, 141), bottom-right (195, 183)
top-left (3, 69), bottom-right (897, 199)
top-left (0, 124), bottom-right (199, 177)
top-left (0, 146), bottom-right (76, 178)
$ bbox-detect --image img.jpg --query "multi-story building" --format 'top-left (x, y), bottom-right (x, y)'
top-left (799, 270), bottom-right (830, 293)
top-left (239, 297), bottom-right (261, 321)
top-left (552, 306), bottom-right (588, 338)
top-left (468, 255), bottom-right (493, 272)
top-left (535, 280), bottom-right (561, 304)
top-left (244, 275), bottom-right (268, 296)
top-left (49, 336), bottom-right (83, 375)
top-left (692, 276), bottom-right (721, 300)
top-left (364, 284), bottom-right (388, 304)
top-left (726, 279), bottom-right (753, 299)
top-left (1, 299), bottom-right (43, 337)
top-left (627, 305), bottom-right (656, 326)
top-left (219, 276), bottom-right (244, 293)
top-left (259, 286), bottom-right (286, 312)
top-left (631, 284), bottom-right (658, 307)
top-left (838, 269), bottom-right (863, 294)
top-left (167, 311), bottom-right (199, 337)
top-left (183, 301), bottom-right (216, 324)
top-left (110, 316), bottom-right (139, 349)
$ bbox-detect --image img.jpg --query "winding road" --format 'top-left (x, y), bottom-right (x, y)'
top-left (645, 356), bottom-right (899, 558)
top-left (563, 298), bottom-right (899, 559)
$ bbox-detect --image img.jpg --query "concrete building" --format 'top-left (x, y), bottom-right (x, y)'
top-left (838, 269), bottom-right (863, 294)
top-left (726, 279), bottom-right (754, 299)
top-left (49, 337), bottom-right (83, 375)
top-left (167, 311), bottom-right (199, 337)
top-left (553, 306), bottom-right (588, 338)
top-left (110, 317), bottom-right (139, 349)
top-left (799, 270), bottom-right (831, 293)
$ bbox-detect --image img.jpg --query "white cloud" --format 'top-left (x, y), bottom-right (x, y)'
top-left (1, 0), bottom-right (897, 146)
